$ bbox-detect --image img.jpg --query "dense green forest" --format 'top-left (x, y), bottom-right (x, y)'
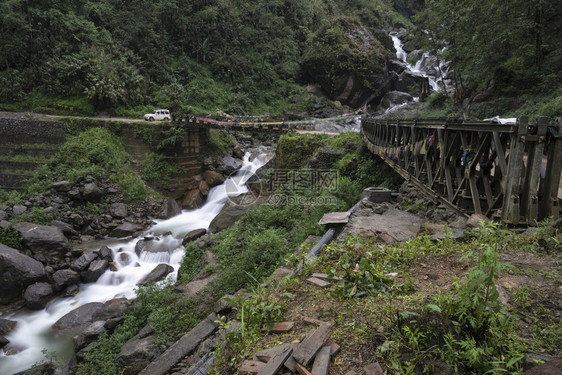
top-left (0, 0), bottom-right (409, 116)
top-left (0, 0), bottom-right (560, 117)
top-left (413, 0), bottom-right (562, 117)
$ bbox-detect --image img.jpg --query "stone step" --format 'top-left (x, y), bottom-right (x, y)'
top-left (0, 173), bottom-right (32, 190)
top-left (0, 160), bottom-right (46, 171)
top-left (0, 145), bottom-right (58, 158)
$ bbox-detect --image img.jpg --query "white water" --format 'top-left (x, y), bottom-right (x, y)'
top-left (390, 33), bottom-right (449, 93)
top-left (0, 151), bottom-right (269, 375)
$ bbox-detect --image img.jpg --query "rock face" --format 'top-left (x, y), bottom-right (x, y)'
top-left (23, 282), bottom-right (54, 310)
top-left (0, 244), bottom-right (47, 304)
top-left (309, 147), bottom-right (345, 169)
top-left (220, 156), bottom-right (242, 176)
top-left (52, 302), bottom-right (104, 331)
top-left (12, 222), bottom-right (70, 257)
top-left (139, 264), bottom-right (174, 285)
top-left (303, 17), bottom-right (393, 107)
top-left (180, 189), bottom-right (204, 209)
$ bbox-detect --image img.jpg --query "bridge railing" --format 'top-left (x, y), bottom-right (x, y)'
top-left (361, 116), bottom-right (562, 224)
top-left (172, 114), bottom-right (316, 131)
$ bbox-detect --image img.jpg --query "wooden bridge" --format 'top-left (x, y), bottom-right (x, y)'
top-left (361, 116), bottom-right (562, 224)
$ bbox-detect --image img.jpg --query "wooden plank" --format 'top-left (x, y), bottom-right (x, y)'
top-left (502, 117), bottom-right (528, 223)
top-left (492, 132), bottom-right (508, 176)
top-left (311, 346), bottom-right (331, 375)
top-left (306, 277), bottom-right (331, 288)
top-left (539, 120), bottom-right (562, 220)
top-left (325, 340), bottom-right (341, 356)
top-left (257, 346), bottom-right (293, 375)
top-left (253, 344), bottom-right (291, 362)
top-left (261, 322), bottom-right (294, 333)
top-left (240, 360), bottom-right (267, 374)
top-left (522, 117), bottom-right (548, 222)
top-left (293, 324), bottom-right (331, 366)
top-left (295, 363), bottom-right (312, 375)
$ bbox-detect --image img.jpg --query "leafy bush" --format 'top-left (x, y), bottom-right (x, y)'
top-left (141, 152), bottom-right (184, 186)
top-left (0, 226), bottom-right (23, 249)
top-left (26, 127), bottom-right (148, 201)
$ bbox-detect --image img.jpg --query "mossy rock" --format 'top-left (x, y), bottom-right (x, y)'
top-left (303, 16), bottom-right (393, 107)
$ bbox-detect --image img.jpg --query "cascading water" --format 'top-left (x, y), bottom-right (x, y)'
top-left (0, 150), bottom-right (270, 375)
top-left (389, 32), bottom-right (450, 94)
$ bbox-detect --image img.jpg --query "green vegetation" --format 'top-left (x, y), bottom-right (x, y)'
top-left (415, 0), bottom-right (562, 117)
top-left (26, 127), bottom-right (148, 201)
top-left (75, 282), bottom-right (207, 375)
top-left (11, 207), bottom-right (54, 225)
top-left (0, 190), bottom-right (22, 206)
top-left (141, 152), bottom-right (184, 188)
top-left (210, 221), bottom-right (561, 374)
top-left (0, 226), bottom-right (23, 249)
top-left (0, 0), bottom-right (405, 116)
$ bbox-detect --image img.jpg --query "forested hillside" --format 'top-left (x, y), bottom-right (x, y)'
top-left (413, 0), bottom-right (562, 117)
top-left (0, 0), bottom-right (560, 118)
top-left (0, 0), bottom-right (411, 116)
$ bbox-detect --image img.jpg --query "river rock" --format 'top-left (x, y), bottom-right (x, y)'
top-left (0, 318), bottom-right (17, 335)
top-left (109, 222), bottom-right (145, 238)
top-left (134, 237), bottom-right (170, 256)
top-left (0, 335), bottom-right (9, 349)
top-left (378, 90), bottom-right (414, 110)
top-left (96, 245), bottom-right (113, 260)
top-left (52, 302), bottom-right (104, 331)
top-left (92, 298), bottom-right (131, 321)
top-left (81, 259), bottom-right (109, 283)
top-left (50, 220), bottom-right (79, 238)
top-left (180, 189), bottom-right (204, 209)
top-left (221, 155), bottom-right (243, 176)
top-left (139, 264), bottom-right (174, 285)
top-left (198, 180), bottom-right (210, 197)
top-left (23, 282), bottom-right (54, 310)
top-left (12, 222), bottom-right (70, 257)
top-left (159, 198), bottom-right (181, 219)
top-left (202, 170), bottom-right (225, 187)
top-left (209, 194), bottom-right (256, 233)
top-left (73, 320), bottom-right (106, 351)
top-left (118, 252), bottom-right (132, 266)
top-left (182, 228), bottom-right (207, 245)
top-left (116, 335), bottom-right (161, 375)
top-left (71, 252), bottom-right (98, 272)
top-left (393, 70), bottom-right (426, 96)
top-left (52, 180), bottom-right (71, 192)
top-left (53, 269), bottom-right (80, 288)
top-left (0, 244), bottom-right (47, 304)
top-left (83, 182), bottom-right (102, 202)
top-left (110, 203), bottom-right (128, 219)
top-left (466, 213), bottom-right (490, 228)
top-left (13, 363), bottom-right (55, 375)
top-left (12, 205), bottom-right (27, 215)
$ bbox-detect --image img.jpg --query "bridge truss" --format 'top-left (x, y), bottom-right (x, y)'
top-left (361, 116), bottom-right (562, 224)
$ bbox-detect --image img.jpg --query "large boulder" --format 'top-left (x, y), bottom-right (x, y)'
top-left (52, 269), bottom-right (80, 289)
top-left (302, 17), bottom-right (394, 107)
top-left (81, 259), bottom-right (109, 283)
top-left (159, 198), bottom-right (181, 219)
top-left (116, 334), bottom-right (161, 375)
top-left (23, 282), bottom-right (54, 310)
top-left (377, 91), bottom-right (414, 111)
top-left (109, 222), bottom-right (144, 238)
top-left (202, 170), bottom-right (225, 188)
top-left (134, 237), bottom-right (171, 256)
top-left (71, 252), bottom-right (97, 272)
top-left (182, 228), bottom-right (207, 245)
top-left (393, 70), bottom-right (427, 96)
top-left (0, 318), bottom-right (17, 335)
top-left (209, 194), bottom-right (256, 233)
top-left (180, 189), bottom-right (204, 209)
top-left (110, 203), bottom-right (128, 219)
top-left (220, 156), bottom-right (243, 176)
top-left (83, 182), bottom-right (103, 202)
top-left (92, 298), bottom-right (132, 322)
top-left (52, 302), bottom-right (104, 331)
top-left (12, 222), bottom-right (70, 257)
top-left (138, 264), bottom-right (174, 285)
top-left (0, 244), bottom-right (47, 304)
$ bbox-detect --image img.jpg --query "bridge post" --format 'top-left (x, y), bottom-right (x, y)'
top-left (502, 116), bottom-right (528, 224)
top-left (521, 117), bottom-right (548, 223)
top-left (539, 118), bottom-right (562, 221)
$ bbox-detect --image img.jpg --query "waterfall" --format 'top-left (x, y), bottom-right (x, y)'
top-left (0, 151), bottom-right (270, 375)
